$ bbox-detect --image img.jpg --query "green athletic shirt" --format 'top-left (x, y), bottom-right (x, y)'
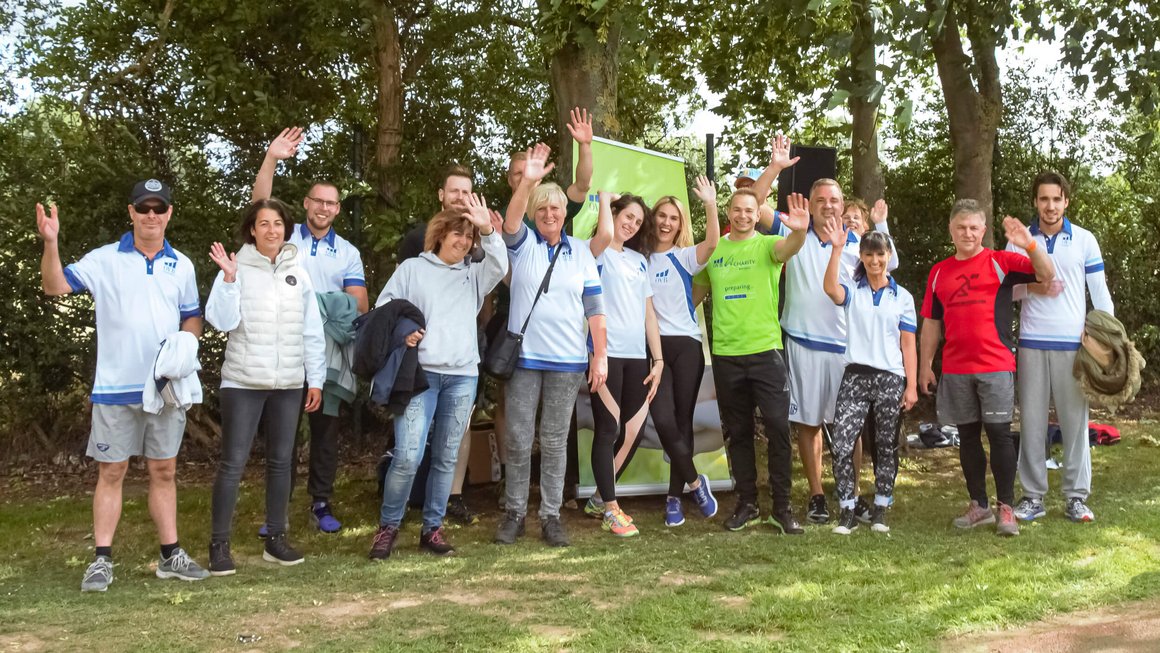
top-left (693, 233), bottom-right (785, 356)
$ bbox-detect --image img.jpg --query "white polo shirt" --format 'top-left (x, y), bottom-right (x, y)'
top-left (839, 276), bottom-right (917, 377)
top-left (1007, 217), bottom-right (1114, 350)
top-left (505, 224), bottom-right (602, 373)
top-left (593, 247), bottom-right (653, 359)
top-left (63, 232), bottom-right (201, 405)
top-left (289, 223), bottom-right (366, 293)
top-left (648, 245), bottom-right (707, 341)
top-left (767, 214), bottom-right (897, 353)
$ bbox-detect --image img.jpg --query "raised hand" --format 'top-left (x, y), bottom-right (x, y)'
top-left (267, 127), bottom-right (304, 161)
top-left (464, 193), bottom-right (491, 229)
top-left (488, 209), bottom-right (503, 234)
top-left (782, 192), bottom-right (810, 232)
top-left (692, 175), bottom-right (717, 205)
top-left (36, 203), bottom-right (60, 243)
top-left (824, 215), bottom-right (845, 247)
top-left (870, 199), bottom-right (889, 225)
top-left (566, 107), bottom-right (594, 145)
top-left (769, 133), bottom-right (800, 170)
top-left (1003, 215), bottom-right (1035, 250)
top-left (522, 143), bottom-right (556, 184)
top-left (209, 242), bottom-right (238, 282)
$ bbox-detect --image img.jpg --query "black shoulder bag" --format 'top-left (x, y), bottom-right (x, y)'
top-left (483, 242), bottom-right (564, 380)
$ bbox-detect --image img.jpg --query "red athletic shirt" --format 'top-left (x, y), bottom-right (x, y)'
top-left (921, 248), bottom-right (1037, 374)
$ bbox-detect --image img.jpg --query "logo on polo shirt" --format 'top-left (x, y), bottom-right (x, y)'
top-left (325, 246), bottom-right (338, 258)
top-left (655, 269), bottom-right (670, 281)
top-left (286, 275), bottom-right (297, 286)
top-left (161, 260), bottom-right (178, 275)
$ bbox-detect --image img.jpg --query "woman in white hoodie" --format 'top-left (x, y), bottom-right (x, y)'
top-left (369, 193), bottom-right (507, 560)
top-left (205, 199), bottom-right (326, 576)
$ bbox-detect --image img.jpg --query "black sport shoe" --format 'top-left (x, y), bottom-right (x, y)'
top-left (446, 495), bottom-right (480, 526)
top-left (870, 504), bottom-right (890, 533)
top-left (769, 507), bottom-right (805, 535)
top-left (419, 527), bottom-right (456, 556)
top-left (369, 525), bottom-right (399, 560)
top-left (494, 510), bottom-right (526, 545)
top-left (208, 540), bottom-right (236, 576)
top-left (723, 501), bottom-right (761, 532)
top-left (832, 508), bottom-right (859, 535)
top-left (806, 494), bottom-right (830, 524)
top-left (262, 533), bottom-right (304, 566)
top-left (540, 516), bottom-right (570, 547)
top-left (854, 496), bottom-right (872, 524)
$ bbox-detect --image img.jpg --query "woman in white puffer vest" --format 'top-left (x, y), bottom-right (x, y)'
top-left (204, 198), bottom-right (326, 576)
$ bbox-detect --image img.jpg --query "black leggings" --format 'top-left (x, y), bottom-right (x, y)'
top-left (590, 357), bottom-right (651, 503)
top-left (649, 336), bottom-right (705, 496)
top-left (958, 421), bottom-right (1017, 506)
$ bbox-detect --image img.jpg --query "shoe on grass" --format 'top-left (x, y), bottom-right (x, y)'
top-left (208, 540), bottom-right (236, 577)
top-left (1013, 496), bottom-right (1046, 522)
top-left (690, 474), bottom-right (718, 518)
top-left (832, 508), bottom-right (859, 535)
top-left (854, 496), bottom-right (872, 524)
top-left (156, 547), bottom-right (210, 581)
top-left (311, 502), bottom-right (342, 533)
top-left (769, 507), bottom-right (805, 535)
top-left (446, 495), bottom-right (480, 526)
top-left (263, 533), bottom-right (305, 566)
top-left (583, 497), bottom-right (606, 520)
top-left (540, 515), bottom-right (570, 547)
top-left (602, 508), bottom-right (639, 538)
top-left (870, 504), bottom-right (890, 533)
top-left (419, 527), bottom-right (456, 556)
top-left (81, 555), bottom-right (113, 592)
top-left (369, 525), bottom-right (399, 561)
top-left (723, 501), bottom-right (761, 532)
top-left (1065, 497), bottom-right (1095, 523)
top-left (995, 502), bottom-right (1020, 537)
top-left (806, 494), bottom-right (830, 524)
top-left (664, 496), bottom-right (685, 527)
top-left (952, 500), bottom-right (996, 529)
top-left (494, 510), bottom-right (525, 545)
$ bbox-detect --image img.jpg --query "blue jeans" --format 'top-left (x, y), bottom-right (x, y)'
top-left (379, 371), bottom-right (477, 531)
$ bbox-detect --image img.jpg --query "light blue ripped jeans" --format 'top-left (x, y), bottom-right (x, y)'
top-left (379, 371), bottom-right (477, 532)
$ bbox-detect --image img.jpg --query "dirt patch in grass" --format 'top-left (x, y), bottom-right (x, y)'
top-left (0, 633), bottom-right (48, 652)
top-left (658, 571), bottom-right (711, 587)
top-left (943, 598), bottom-right (1160, 652)
top-left (714, 595), bottom-right (750, 609)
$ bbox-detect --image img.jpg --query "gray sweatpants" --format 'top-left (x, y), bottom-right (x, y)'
top-left (1017, 348), bottom-right (1091, 500)
top-left (503, 368), bottom-right (584, 520)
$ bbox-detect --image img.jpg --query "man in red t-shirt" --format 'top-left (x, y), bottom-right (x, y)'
top-left (919, 199), bottom-right (1054, 536)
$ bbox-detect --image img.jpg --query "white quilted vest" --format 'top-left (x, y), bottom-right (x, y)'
top-left (221, 243), bottom-right (307, 389)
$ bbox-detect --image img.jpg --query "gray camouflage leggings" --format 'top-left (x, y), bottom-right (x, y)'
top-left (831, 366), bottom-right (905, 505)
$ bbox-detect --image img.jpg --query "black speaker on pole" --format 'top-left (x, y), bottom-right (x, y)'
top-left (775, 145), bottom-right (838, 212)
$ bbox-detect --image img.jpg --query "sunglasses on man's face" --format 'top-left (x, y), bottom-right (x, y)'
top-left (134, 203), bottom-right (169, 215)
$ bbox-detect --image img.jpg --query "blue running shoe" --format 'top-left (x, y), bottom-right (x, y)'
top-left (690, 474), bottom-right (718, 519)
top-left (311, 502), bottom-right (342, 533)
top-left (664, 497), bottom-right (685, 527)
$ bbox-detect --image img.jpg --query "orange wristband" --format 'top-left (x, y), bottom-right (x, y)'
top-left (1026, 240), bottom-right (1037, 253)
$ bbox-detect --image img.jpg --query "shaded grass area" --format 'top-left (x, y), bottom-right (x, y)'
top-left (2, 423), bottom-right (1160, 652)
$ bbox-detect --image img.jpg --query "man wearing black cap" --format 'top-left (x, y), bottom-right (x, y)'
top-left (36, 180), bottom-right (210, 591)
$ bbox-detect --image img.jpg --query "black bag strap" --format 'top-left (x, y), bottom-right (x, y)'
top-left (516, 239), bottom-right (565, 336)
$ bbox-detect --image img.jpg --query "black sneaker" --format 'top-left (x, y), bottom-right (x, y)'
top-left (723, 501), bottom-right (761, 532)
top-left (262, 533), bottom-right (304, 566)
top-left (208, 540), bottom-right (236, 576)
top-left (540, 516), bottom-right (570, 547)
top-left (419, 527), bottom-right (456, 556)
top-left (446, 495), bottom-right (480, 526)
top-left (494, 510), bottom-right (526, 545)
top-left (832, 508), bottom-right (858, 535)
top-left (769, 507), bottom-right (805, 535)
top-left (870, 504), bottom-right (890, 533)
top-left (369, 525), bottom-right (399, 560)
top-left (854, 496), bottom-right (872, 524)
top-left (806, 494), bottom-right (830, 524)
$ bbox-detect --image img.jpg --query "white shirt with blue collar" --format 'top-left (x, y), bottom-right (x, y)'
top-left (63, 232), bottom-right (201, 405)
top-left (839, 275), bottom-right (917, 377)
top-left (288, 223), bottom-right (366, 293)
top-left (1007, 217), bottom-right (1113, 350)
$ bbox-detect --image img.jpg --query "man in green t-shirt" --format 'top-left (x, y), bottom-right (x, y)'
top-left (693, 188), bottom-right (808, 534)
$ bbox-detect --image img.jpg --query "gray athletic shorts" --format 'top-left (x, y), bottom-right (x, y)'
top-left (87, 403), bottom-right (187, 462)
top-left (936, 372), bottom-right (1014, 425)
top-left (785, 338), bottom-right (845, 426)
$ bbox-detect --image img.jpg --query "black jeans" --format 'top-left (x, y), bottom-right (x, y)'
top-left (712, 350), bottom-right (792, 509)
top-left (649, 336), bottom-right (705, 496)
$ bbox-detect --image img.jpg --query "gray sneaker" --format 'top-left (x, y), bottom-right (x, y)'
top-left (156, 547), bottom-right (211, 581)
top-left (1065, 497), bottom-right (1095, 523)
top-left (952, 500), bottom-right (996, 529)
top-left (81, 556), bottom-right (113, 592)
top-left (1013, 496), bottom-right (1046, 521)
top-left (540, 515), bottom-right (570, 547)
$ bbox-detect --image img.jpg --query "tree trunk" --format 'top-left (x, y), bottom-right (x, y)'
top-left (548, 21), bottom-right (621, 185)
top-left (848, 0), bottom-right (884, 203)
top-left (928, 0), bottom-right (1003, 246)
top-left (373, 4), bottom-right (403, 207)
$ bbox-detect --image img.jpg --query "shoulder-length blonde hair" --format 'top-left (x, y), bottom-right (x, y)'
top-left (526, 182), bottom-right (568, 218)
top-left (424, 209), bottom-right (477, 254)
top-left (651, 196), bottom-right (694, 249)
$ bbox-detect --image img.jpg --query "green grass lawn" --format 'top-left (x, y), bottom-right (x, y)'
top-left (2, 423), bottom-right (1160, 652)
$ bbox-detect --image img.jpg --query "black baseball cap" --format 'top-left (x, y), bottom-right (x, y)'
top-left (129, 179), bottom-right (172, 206)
